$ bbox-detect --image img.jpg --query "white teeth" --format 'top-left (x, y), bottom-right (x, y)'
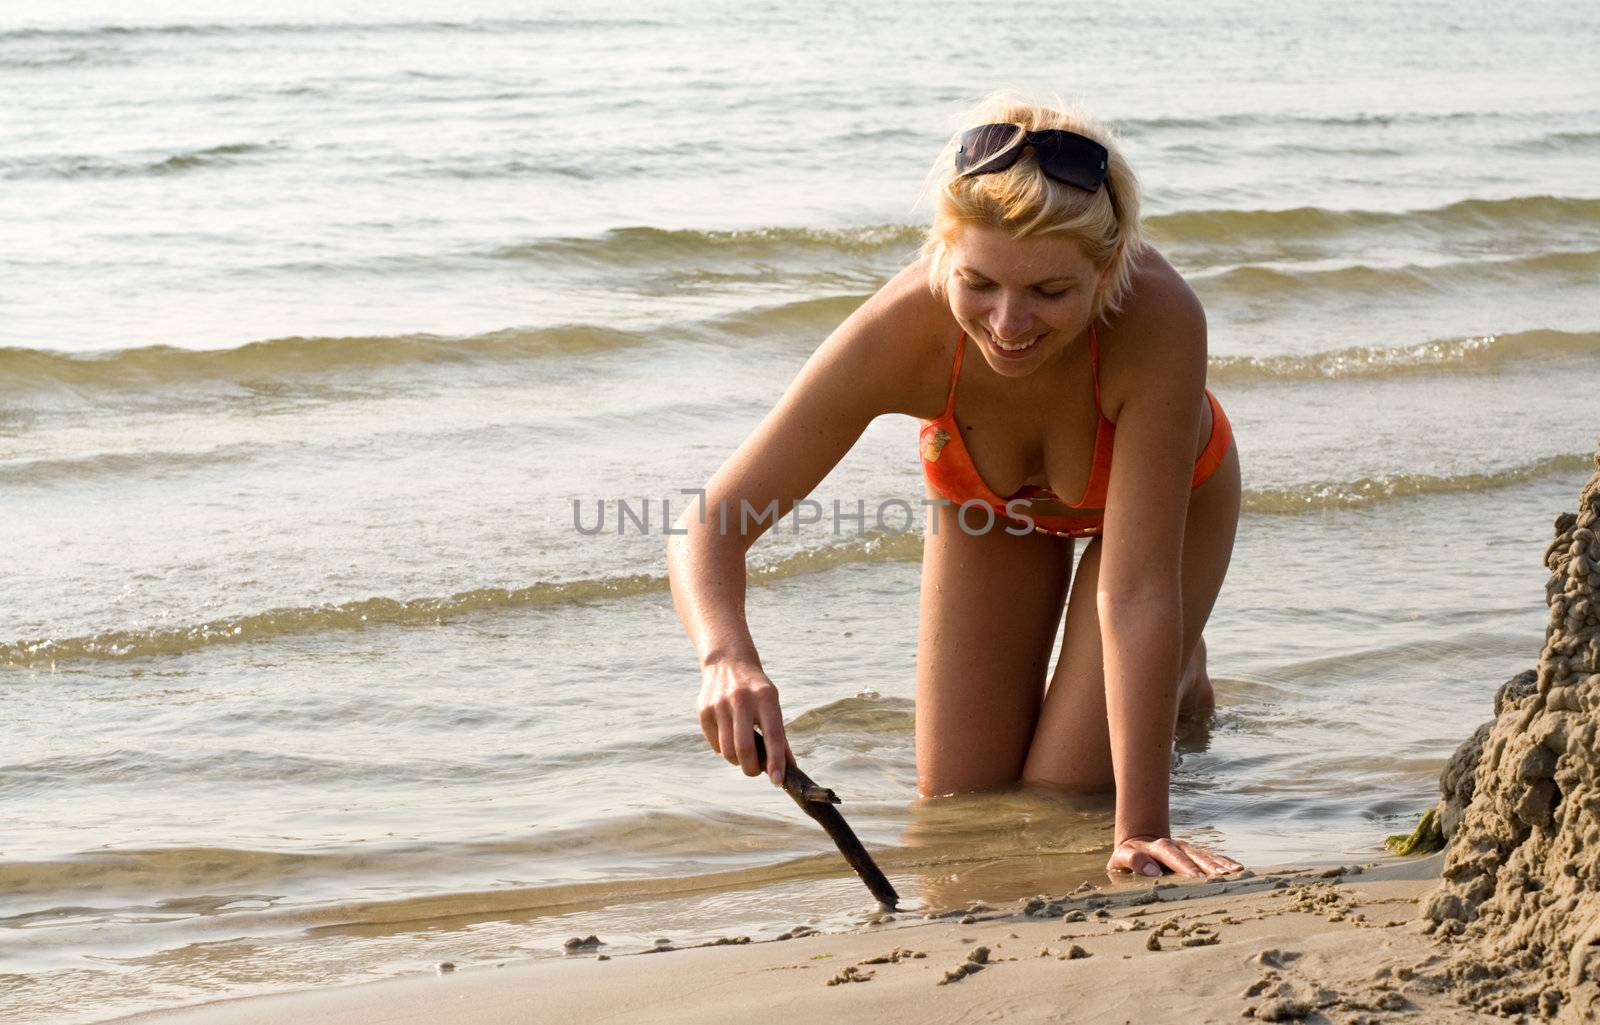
top-left (994, 334), bottom-right (1038, 352)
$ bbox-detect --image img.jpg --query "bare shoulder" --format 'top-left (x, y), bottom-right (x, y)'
top-left (1107, 245), bottom-right (1207, 349)
top-left (690, 257), bottom-right (957, 527)
top-left (1097, 245), bottom-right (1207, 416)
top-left (821, 255), bottom-right (960, 420)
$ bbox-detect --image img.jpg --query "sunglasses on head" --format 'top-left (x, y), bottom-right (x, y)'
top-left (955, 123), bottom-right (1109, 192)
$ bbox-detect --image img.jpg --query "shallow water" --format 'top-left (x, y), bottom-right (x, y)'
top-left (2, 1), bottom-right (1598, 1022)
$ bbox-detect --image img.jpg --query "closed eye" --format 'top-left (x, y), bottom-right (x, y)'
top-left (958, 276), bottom-right (1072, 298)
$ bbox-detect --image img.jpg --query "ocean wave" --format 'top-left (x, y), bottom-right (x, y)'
top-left (0, 811), bottom-right (825, 908)
top-left (787, 694), bottom-right (915, 736)
top-left (1147, 195), bottom-right (1600, 248)
top-left (0, 18), bottom-right (668, 44)
top-left (0, 443), bottom-right (262, 486)
top-left (492, 224), bottom-right (927, 265)
top-left (1197, 247), bottom-right (1600, 300)
top-left (0, 295), bottom-right (882, 394)
top-left (0, 577), bottom-right (669, 667)
top-left (1, 749), bottom-right (376, 790)
top-left (422, 138), bottom-right (737, 181)
top-left (0, 142), bottom-right (272, 181)
top-left (0, 324), bottom-right (646, 393)
top-left (9, 446), bottom-right (1590, 664)
top-left (0, 45), bottom-right (129, 69)
top-left (1506, 129), bottom-right (1600, 153)
top-left (0, 693), bottom-right (914, 793)
top-left (0, 533), bottom-right (923, 666)
top-left (1243, 453), bottom-right (1594, 514)
top-left (702, 293), bottom-right (870, 338)
top-left (4, 314), bottom-right (1584, 402)
top-left (1120, 110), bottom-right (1496, 133)
top-left (0, 844), bottom-right (891, 941)
top-left (1208, 329), bottom-right (1600, 383)
top-left (148, 142), bottom-right (266, 174)
top-left (1, 711), bottom-right (904, 789)
top-left (485, 196), bottom-right (1600, 273)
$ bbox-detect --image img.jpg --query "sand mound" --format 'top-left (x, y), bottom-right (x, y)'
top-left (1421, 447), bottom-right (1600, 1021)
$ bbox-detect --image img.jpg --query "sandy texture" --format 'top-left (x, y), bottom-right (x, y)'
top-left (108, 854), bottom-right (1509, 1025)
top-left (1437, 670), bottom-right (1535, 842)
top-left (1418, 449), bottom-right (1600, 1022)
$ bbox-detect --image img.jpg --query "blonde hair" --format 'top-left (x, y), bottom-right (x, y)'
top-left (921, 91), bottom-right (1145, 323)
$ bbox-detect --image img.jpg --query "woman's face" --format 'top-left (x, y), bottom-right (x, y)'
top-left (944, 223), bottom-right (1103, 379)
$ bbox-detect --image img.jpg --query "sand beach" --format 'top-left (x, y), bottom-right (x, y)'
top-left (107, 853), bottom-right (1500, 1025)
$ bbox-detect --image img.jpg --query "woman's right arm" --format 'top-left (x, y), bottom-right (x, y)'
top-left (667, 267), bottom-right (938, 785)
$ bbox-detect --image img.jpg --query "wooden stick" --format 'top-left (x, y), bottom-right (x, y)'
top-left (753, 732), bottom-right (899, 911)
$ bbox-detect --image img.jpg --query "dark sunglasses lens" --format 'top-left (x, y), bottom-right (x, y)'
top-left (1031, 132), bottom-right (1109, 191)
top-left (956, 124), bottom-right (1024, 173)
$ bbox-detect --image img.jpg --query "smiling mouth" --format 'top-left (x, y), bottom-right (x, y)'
top-left (991, 332), bottom-right (1042, 353)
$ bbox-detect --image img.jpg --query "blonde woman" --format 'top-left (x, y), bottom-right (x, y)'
top-left (667, 93), bottom-right (1243, 879)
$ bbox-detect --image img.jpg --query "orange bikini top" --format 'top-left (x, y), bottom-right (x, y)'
top-left (917, 326), bottom-right (1232, 539)
top-left (918, 327), bottom-right (1114, 537)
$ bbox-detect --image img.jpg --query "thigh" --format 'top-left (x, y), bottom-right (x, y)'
top-left (1021, 444), bottom-right (1242, 791)
top-left (915, 491), bottom-right (1075, 796)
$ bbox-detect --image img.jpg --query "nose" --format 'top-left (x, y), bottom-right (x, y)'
top-left (989, 294), bottom-right (1033, 342)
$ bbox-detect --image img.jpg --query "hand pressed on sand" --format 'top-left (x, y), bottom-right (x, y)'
top-left (1108, 835), bottom-right (1244, 878)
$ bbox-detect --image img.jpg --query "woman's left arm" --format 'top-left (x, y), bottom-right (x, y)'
top-left (1095, 284), bottom-right (1235, 877)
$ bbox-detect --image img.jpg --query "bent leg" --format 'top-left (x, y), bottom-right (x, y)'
top-left (915, 495), bottom-right (1075, 796)
top-left (1020, 445), bottom-right (1241, 791)
top-left (1178, 636), bottom-right (1215, 717)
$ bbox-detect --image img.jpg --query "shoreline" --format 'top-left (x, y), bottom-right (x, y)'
top-left (102, 851), bottom-right (1504, 1025)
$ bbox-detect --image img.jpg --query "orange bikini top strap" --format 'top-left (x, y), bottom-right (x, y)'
top-left (941, 332), bottom-right (966, 418)
top-left (1088, 324), bottom-right (1104, 411)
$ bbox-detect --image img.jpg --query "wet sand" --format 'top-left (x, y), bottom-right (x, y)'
top-left (106, 852), bottom-right (1506, 1025)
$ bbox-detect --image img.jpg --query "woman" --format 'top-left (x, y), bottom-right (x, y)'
top-left (666, 93), bottom-right (1243, 879)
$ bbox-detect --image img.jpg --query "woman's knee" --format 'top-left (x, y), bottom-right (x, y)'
top-left (914, 512), bottom-right (1074, 797)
